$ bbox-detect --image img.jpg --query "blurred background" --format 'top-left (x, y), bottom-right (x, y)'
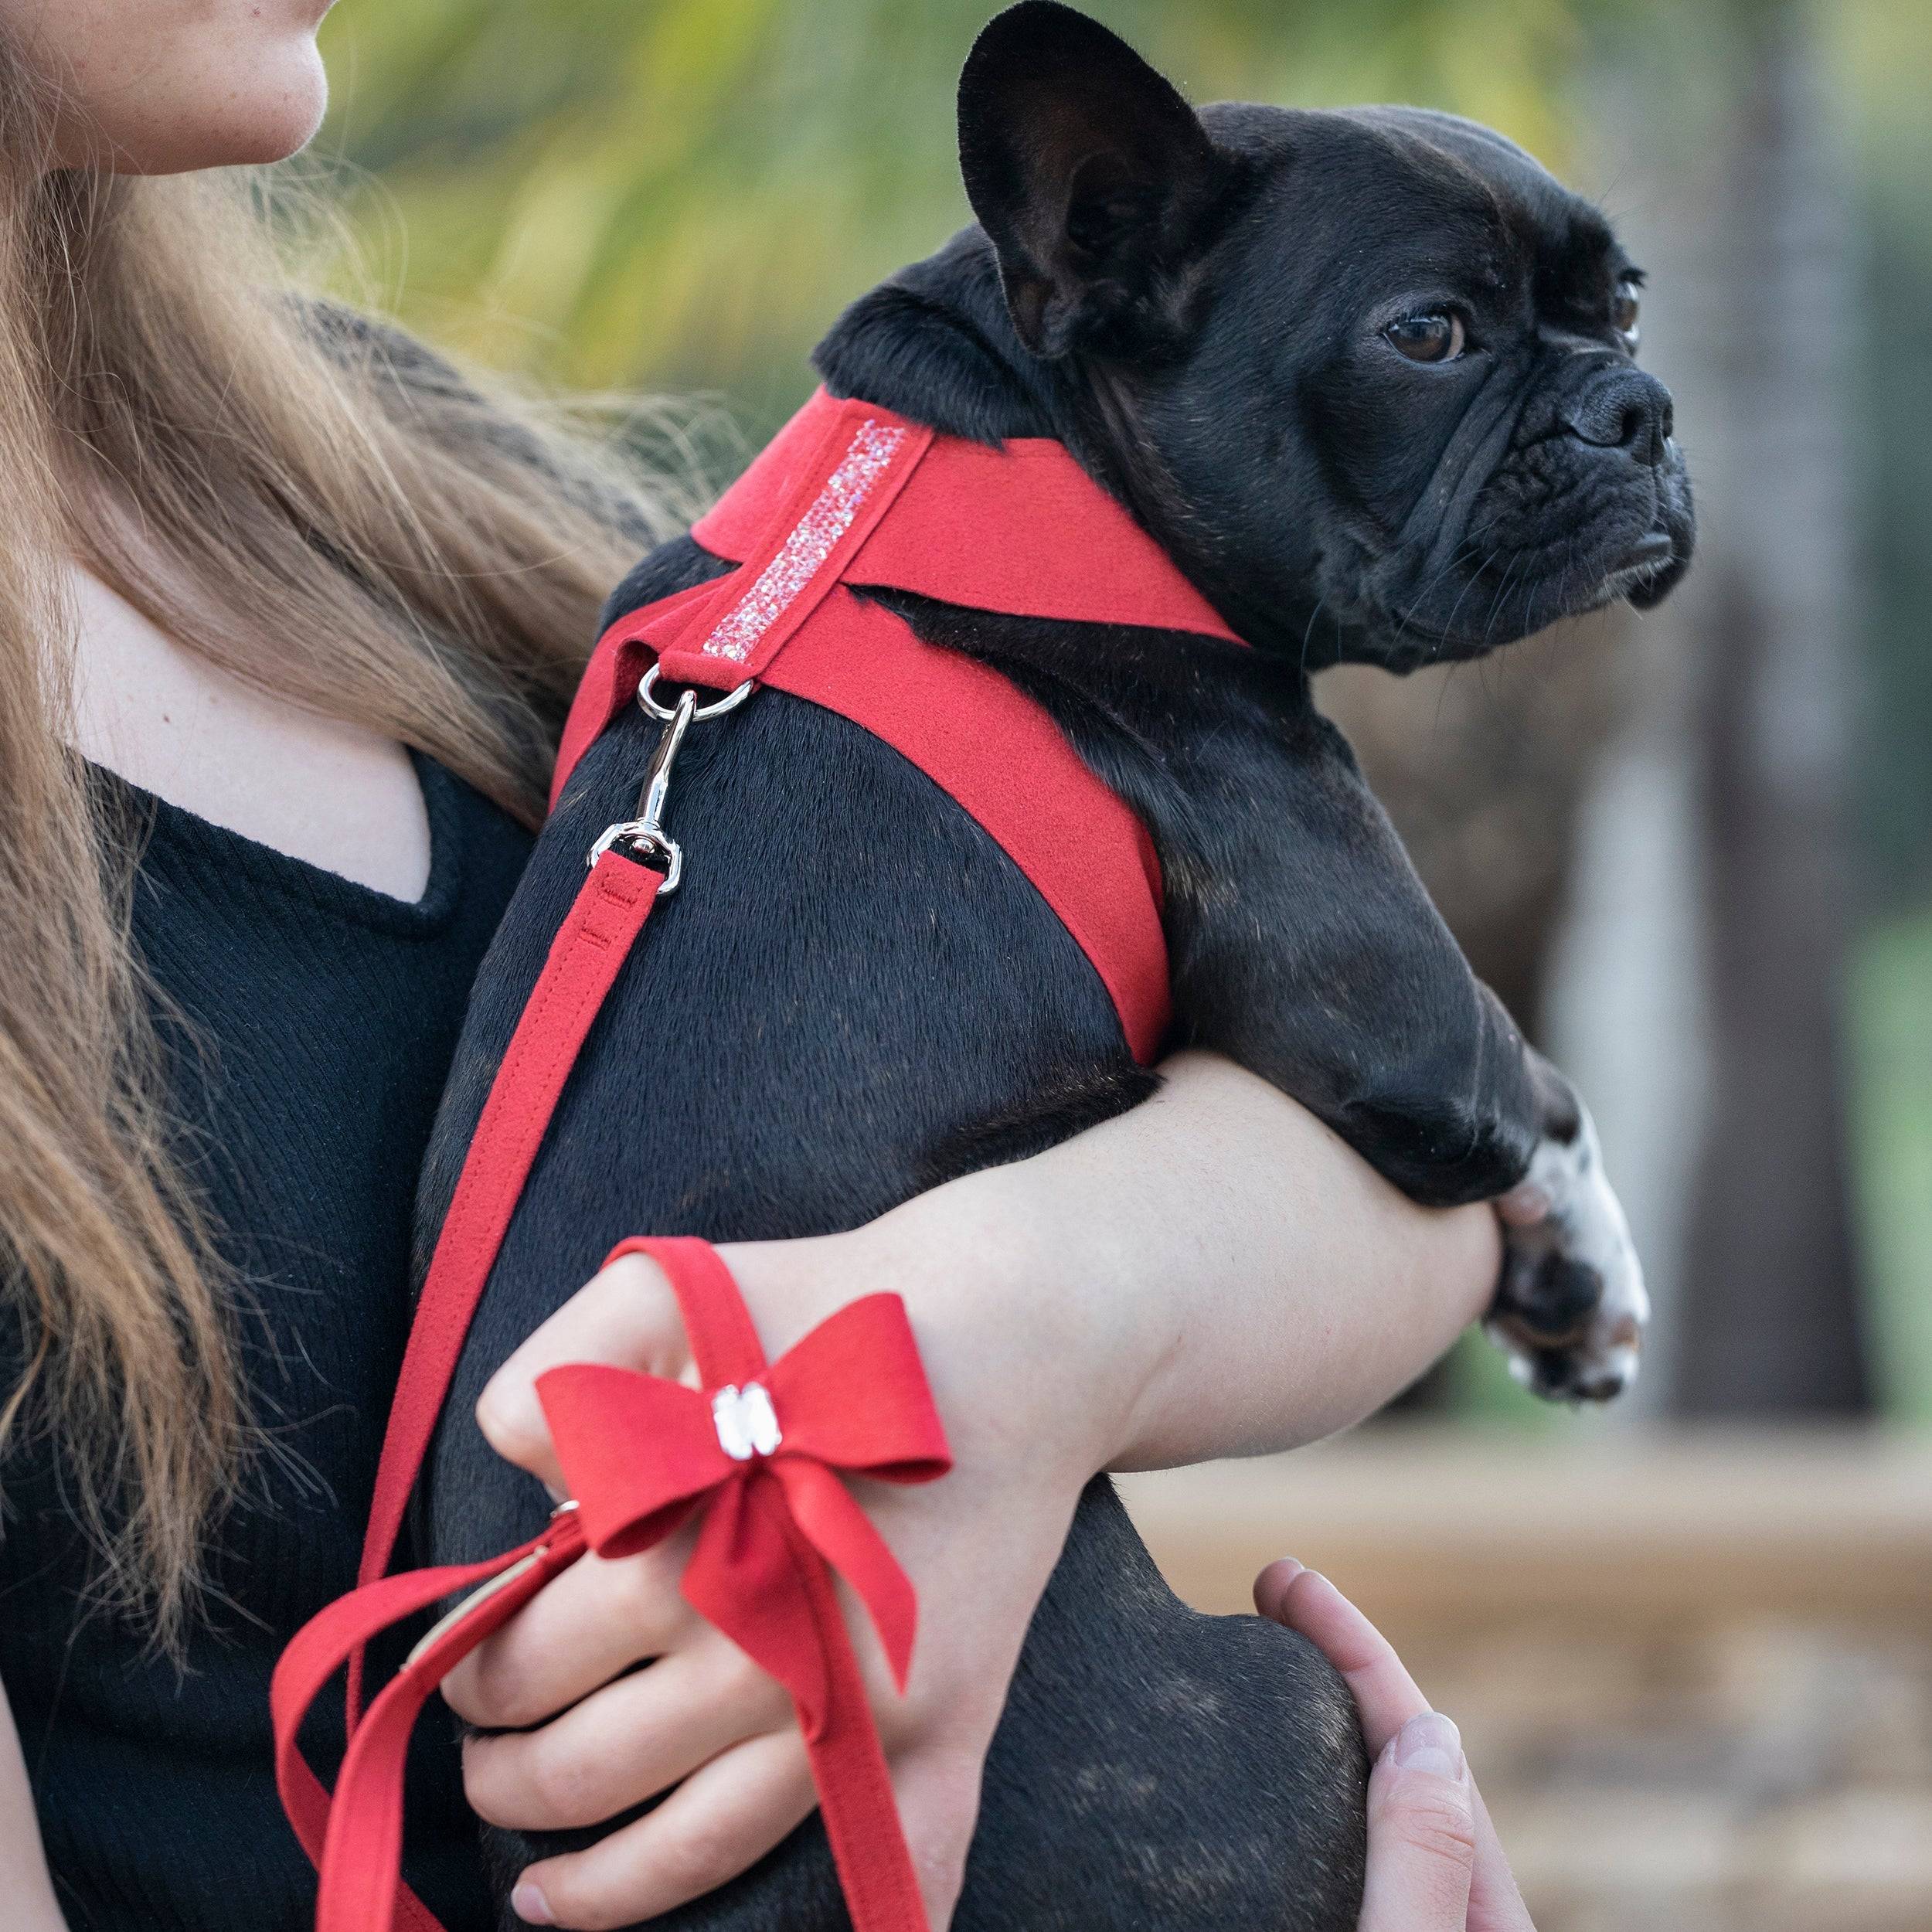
top-left (311, 3), bottom-right (1930, 1926)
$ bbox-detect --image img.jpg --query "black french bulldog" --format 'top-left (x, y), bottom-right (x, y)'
top-left (417, 4), bottom-right (1693, 1926)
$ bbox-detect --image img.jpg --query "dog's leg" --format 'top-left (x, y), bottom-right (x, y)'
top-left (1068, 655), bottom-right (1649, 1400)
top-left (868, 598), bottom-right (1651, 1400)
top-left (1173, 697), bottom-right (1648, 1398)
top-left (1485, 1055), bottom-right (1648, 1400)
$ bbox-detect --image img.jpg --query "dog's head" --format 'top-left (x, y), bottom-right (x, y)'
top-left (951, 2), bottom-right (1694, 668)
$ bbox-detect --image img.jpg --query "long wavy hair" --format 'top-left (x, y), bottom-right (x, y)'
top-left (0, 43), bottom-right (672, 1644)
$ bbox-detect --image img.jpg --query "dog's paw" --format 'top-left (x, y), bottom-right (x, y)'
top-left (1484, 1102), bottom-right (1648, 1403)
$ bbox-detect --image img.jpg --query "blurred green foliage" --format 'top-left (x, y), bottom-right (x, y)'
top-left (1845, 0), bottom-right (1932, 908)
top-left (316, 0), bottom-right (1624, 434)
top-left (1852, 913), bottom-right (1932, 1426)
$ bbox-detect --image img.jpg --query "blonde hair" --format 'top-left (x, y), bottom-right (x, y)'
top-left (0, 44), bottom-right (672, 1642)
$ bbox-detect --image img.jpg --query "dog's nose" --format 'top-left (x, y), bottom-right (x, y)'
top-left (1563, 368), bottom-right (1675, 468)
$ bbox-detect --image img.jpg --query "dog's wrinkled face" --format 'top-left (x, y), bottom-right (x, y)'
top-left (959, 4), bottom-right (1696, 668)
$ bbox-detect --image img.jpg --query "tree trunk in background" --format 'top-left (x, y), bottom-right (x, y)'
top-left (1556, 0), bottom-right (1868, 1416)
top-left (1678, 1), bottom-right (1866, 1413)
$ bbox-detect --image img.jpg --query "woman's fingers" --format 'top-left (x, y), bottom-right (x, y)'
top-left (1257, 1559), bottom-right (1539, 1932)
top-left (1466, 1787), bottom-right (1537, 1932)
top-left (890, 1734), bottom-right (991, 1928)
top-left (475, 1253), bottom-right (691, 1490)
top-left (462, 1635), bottom-right (791, 1835)
top-left (509, 1729), bottom-right (818, 1930)
top-left (1359, 1713), bottom-right (1478, 1932)
top-left (498, 1699), bottom-right (992, 1930)
top-left (1257, 1560), bottom-right (1433, 1753)
top-left (441, 1532), bottom-right (699, 1729)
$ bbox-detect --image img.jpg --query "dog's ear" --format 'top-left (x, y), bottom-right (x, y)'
top-left (958, 2), bottom-right (1229, 359)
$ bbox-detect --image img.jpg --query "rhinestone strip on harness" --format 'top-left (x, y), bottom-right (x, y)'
top-left (700, 420), bottom-right (910, 662)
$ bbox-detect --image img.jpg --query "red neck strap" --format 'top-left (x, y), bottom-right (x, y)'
top-left (693, 387), bottom-right (1240, 643)
top-left (552, 392), bottom-right (1240, 1066)
top-left (554, 388), bottom-right (1240, 797)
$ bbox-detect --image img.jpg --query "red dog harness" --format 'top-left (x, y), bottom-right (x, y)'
top-left (272, 389), bottom-right (1242, 1932)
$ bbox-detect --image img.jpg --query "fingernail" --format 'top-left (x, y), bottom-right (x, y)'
top-left (1393, 1711), bottom-right (1464, 1781)
top-left (1264, 1556), bottom-right (1304, 1594)
top-left (511, 1880), bottom-right (554, 1925)
top-left (1255, 1556), bottom-right (1304, 1617)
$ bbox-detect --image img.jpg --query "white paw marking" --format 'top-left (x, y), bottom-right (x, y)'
top-left (1488, 1101), bottom-right (1648, 1401)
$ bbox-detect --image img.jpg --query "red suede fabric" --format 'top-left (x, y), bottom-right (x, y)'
top-left (553, 388), bottom-right (1233, 1063)
top-left (551, 1234), bottom-right (954, 1930)
top-left (353, 851), bottom-right (665, 1682)
top-left (275, 1238), bottom-right (950, 1932)
top-left (690, 393), bottom-right (1240, 642)
top-left (274, 1518), bottom-right (587, 1932)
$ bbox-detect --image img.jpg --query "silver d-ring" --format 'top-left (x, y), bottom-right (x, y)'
top-left (638, 663), bottom-right (757, 723)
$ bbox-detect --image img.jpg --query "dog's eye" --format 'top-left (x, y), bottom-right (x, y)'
top-left (1612, 279), bottom-right (1641, 349)
top-left (1384, 311), bottom-right (1465, 364)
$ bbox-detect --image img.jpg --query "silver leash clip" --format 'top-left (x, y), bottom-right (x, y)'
top-left (586, 665), bottom-right (755, 889)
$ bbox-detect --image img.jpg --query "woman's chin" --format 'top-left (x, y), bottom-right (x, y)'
top-left (98, 46), bottom-right (330, 175)
top-left (216, 67), bottom-right (331, 168)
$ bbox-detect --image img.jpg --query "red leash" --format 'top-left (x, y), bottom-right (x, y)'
top-left (277, 389), bottom-right (1241, 1931)
top-left (274, 1237), bottom-right (950, 1932)
top-left (346, 848), bottom-right (666, 1721)
top-left (274, 843), bottom-right (672, 1932)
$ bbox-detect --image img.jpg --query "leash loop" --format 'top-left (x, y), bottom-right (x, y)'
top-left (402, 1500), bottom-right (580, 1670)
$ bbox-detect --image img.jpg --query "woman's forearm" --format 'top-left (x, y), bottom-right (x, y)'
top-left (473, 1056), bottom-right (1501, 1924)
top-left (849, 1053), bottom-right (1498, 1472)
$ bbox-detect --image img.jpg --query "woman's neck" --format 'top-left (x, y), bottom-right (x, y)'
top-left (64, 559), bottom-right (432, 902)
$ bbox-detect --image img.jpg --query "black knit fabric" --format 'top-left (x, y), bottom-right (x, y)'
top-left (0, 753), bottom-right (531, 1931)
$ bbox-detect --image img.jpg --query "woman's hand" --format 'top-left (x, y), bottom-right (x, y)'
top-left (444, 1228), bottom-right (1104, 1929)
top-left (446, 1055), bottom-right (1501, 1929)
top-left (1255, 1560), bottom-right (1536, 1932)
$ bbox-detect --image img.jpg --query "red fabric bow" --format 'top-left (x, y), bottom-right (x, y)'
top-left (546, 1236), bottom-right (954, 1930)
top-left (271, 1236), bottom-right (952, 1932)
top-left (539, 1250), bottom-right (952, 1736)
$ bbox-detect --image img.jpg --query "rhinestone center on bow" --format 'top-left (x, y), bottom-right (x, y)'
top-left (711, 1382), bottom-right (783, 1461)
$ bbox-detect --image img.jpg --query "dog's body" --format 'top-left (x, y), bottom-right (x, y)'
top-left (416, 6), bottom-right (1693, 1926)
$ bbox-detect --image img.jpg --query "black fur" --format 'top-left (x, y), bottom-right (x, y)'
top-left (414, 5), bottom-right (1695, 1926)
